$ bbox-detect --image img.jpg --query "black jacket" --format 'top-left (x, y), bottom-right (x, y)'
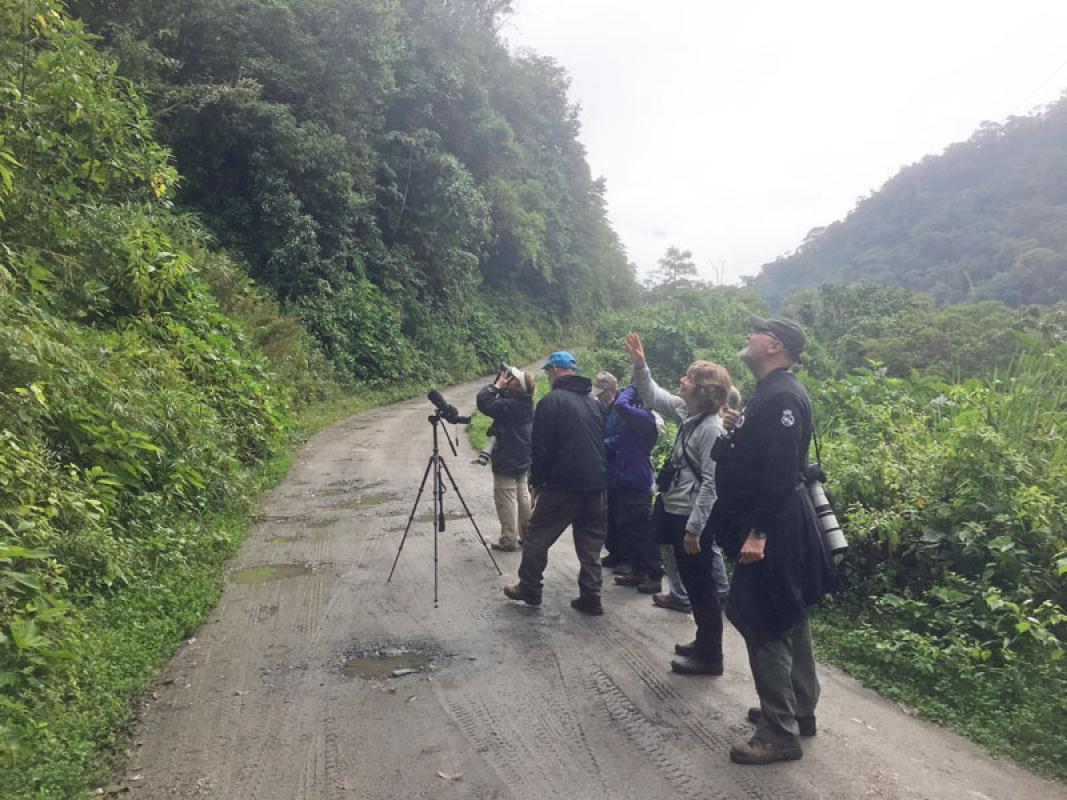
top-left (711, 368), bottom-right (834, 644)
top-left (529, 375), bottom-right (606, 491)
top-left (475, 384), bottom-right (533, 474)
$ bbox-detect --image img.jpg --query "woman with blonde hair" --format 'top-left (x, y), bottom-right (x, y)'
top-left (624, 332), bottom-right (735, 676)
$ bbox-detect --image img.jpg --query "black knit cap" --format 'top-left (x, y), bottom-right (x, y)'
top-left (750, 314), bottom-right (807, 359)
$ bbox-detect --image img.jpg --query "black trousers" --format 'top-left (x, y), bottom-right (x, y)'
top-left (606, 487), bottom-right (656, 574)
top-left (655, 498), bottom-right (723, 660)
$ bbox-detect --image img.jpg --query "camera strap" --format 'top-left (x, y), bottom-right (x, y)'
top-left (673, 412), bottom-right (708, 484)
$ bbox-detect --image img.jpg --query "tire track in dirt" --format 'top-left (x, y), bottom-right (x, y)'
top-left (116, 373), bottom-right (1067, 800)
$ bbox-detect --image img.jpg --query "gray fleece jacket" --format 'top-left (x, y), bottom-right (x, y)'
top-left (633, 363), bottom-right (724, 535)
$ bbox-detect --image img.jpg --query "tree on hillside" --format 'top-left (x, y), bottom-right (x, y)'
top-left (647, 245), bottom-right (702, 290)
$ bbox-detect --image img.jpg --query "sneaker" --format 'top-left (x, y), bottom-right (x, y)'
top-left (490, 540), bottom-right (519, 552)
top-left (503, 583), bottom-right (541, 607)
top-left (747, 707), bottom-right (817, 737)
top-left (613, 572), bottom-right (645, 587)
top-left (729, 736), bottom-right (802, 765)
top-left (652, 592), bottom-right (691, 613)
top-left (570, 595), bottom-right (604, 616)
top-left (669, 655), bottom-right (724, 676)
top-left (636, 576), bottom-right (662, 594)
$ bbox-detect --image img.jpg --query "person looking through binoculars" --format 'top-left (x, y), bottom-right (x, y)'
top-left (476, 364), bottom-right (536, 552)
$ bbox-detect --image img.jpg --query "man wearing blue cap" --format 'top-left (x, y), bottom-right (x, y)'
top-left (504, 351), bottom-right (608, 615)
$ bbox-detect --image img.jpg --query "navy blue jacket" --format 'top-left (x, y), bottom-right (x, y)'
top-left (475, 384), bottom-right (533, 474)
top-left (712, 368), bottom-right (834, 643)
top-left (606, 385), bottom-right (657, 492)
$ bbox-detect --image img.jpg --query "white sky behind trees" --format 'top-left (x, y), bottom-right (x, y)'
top-left (503, 1), bottom-right (1067, 286)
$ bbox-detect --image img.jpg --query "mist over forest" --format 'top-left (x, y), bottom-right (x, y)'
top-left (750, 94), bottom-right (1067, 309)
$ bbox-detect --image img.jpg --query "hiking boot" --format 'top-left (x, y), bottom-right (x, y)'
top-left (613, 572), bottom-right (645, 587)
top-left (747, 707), bottom-right (817, 737)
top-left (652, 592), bottom-right (691, 613)
top-left (503, 583), bottom-right (541, 607)
top-left (601, 552), bottom-right (624, 568)
top-left (729, 736), bottom-right (802, 765)
top-left (674, 639), bottom-right (719, 660)
top-left (491, 540), bottom-right (519, 552)
top-left (670, 654), bottom-right (723, 676)
top-left (636, 576), bottom-right (662, 594)
top-left (570, 594), bottom-right (604, 616)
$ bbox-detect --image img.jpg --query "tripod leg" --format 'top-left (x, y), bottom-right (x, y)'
top-left (433, 455), bottom-right (440, 607)
top-left (388, 456), bottom-right (434, 582)
top-left (439, 457), bottom-right (503, 575)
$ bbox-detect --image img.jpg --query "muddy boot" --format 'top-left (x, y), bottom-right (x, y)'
top-left (570, 594), bottom-right (604, 616)
top-left (636, 574), bottom-right (662, 594)
top-left (503, 583), bottom-right (541, 607)
top-left (669, 654), bottom-right (723, 676)
top-left (729, 736), bottom-right (802, 765)
top-left (613, 569), bottom-right (646, 587)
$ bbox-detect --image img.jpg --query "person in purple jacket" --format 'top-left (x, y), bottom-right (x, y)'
top-left (607, 384), bottom-right (661, 592)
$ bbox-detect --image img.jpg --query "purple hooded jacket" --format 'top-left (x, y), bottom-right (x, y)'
top-left (606, 385), bottom-right (658, 492)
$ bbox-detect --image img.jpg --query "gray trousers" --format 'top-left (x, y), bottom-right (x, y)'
top-left (518, 488), bottom-right (607, 598)
top-left (746, 617), bottom-right (820, 743)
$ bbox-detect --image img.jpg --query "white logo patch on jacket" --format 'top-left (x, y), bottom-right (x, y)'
top-left (780, 409), bottom-right (795, 427)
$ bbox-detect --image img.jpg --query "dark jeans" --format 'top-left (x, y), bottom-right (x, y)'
top-left (606, 487), bottom-right (656, 575)
top-left (518, 488), bottom-right (607, 598)
top-left (655, 500), bottom-right (723, 660)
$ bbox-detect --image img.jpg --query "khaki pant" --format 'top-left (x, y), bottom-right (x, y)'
top-left (493, 469), bottom-right (531, 547)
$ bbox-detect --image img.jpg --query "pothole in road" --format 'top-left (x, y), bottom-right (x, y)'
top-left (230, 563), bottom-right (312, 584)
top-left (338, 641), bottom-right (444, 680)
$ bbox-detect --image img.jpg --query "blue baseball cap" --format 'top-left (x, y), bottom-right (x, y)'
top-left (544, 351), bottom-right (578, 371)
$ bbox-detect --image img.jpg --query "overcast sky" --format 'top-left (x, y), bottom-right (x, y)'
top-left (502, 1), bottom-right (1067, 285)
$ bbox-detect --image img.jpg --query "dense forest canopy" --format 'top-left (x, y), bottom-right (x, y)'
top-left (67, 0), bottom-right (639, 383)
top-left (750, 94), bottom-right (1067, 309)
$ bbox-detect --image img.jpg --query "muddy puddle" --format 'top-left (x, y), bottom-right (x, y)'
top-left (230, 563), bottom-right (312, 584)
top-left (332, 493), bottom-right (391, 510)
top-left (339, 641), bottom-right (444, 681)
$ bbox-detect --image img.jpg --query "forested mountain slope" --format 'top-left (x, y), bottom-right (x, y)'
top-left (69, 0), bottom-right (638, 383)
top-left (750, 94), bottom-right (1067, 309)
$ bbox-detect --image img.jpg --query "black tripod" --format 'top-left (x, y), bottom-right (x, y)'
top-left (388, 410), bottom-right (502, 606)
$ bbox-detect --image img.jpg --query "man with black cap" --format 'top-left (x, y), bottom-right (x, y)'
top-left (710, 316), bottom-right (834, 765)
top-left (504, 351), bottom-right (608, 615)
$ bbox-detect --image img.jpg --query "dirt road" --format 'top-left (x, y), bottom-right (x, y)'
top-left (119, 373), bottom-right (1065, 800)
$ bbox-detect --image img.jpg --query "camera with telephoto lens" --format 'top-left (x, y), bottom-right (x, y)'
top-left (476, 435), bottom-right (497, 465)
top-left (803, 464), bottom-right (847, 557)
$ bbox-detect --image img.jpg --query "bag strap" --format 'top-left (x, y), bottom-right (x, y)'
top-left (676, 412), bottom-right (708, 483)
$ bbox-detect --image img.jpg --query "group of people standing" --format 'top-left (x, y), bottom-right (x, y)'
top-left (474, 316), bottom-right (836, 765)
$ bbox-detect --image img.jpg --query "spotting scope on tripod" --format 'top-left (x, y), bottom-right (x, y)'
top-left (388, 390), bottom-right (502, 606)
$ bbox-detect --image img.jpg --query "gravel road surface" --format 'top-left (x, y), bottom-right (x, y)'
top-left (116, 372), bottom-right (1066, 800)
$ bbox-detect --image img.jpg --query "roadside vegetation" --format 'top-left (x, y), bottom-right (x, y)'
top-left (543, 284), bottom-right (1067, 777)
top-left (3, 0), bottom-right (1067, 797)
